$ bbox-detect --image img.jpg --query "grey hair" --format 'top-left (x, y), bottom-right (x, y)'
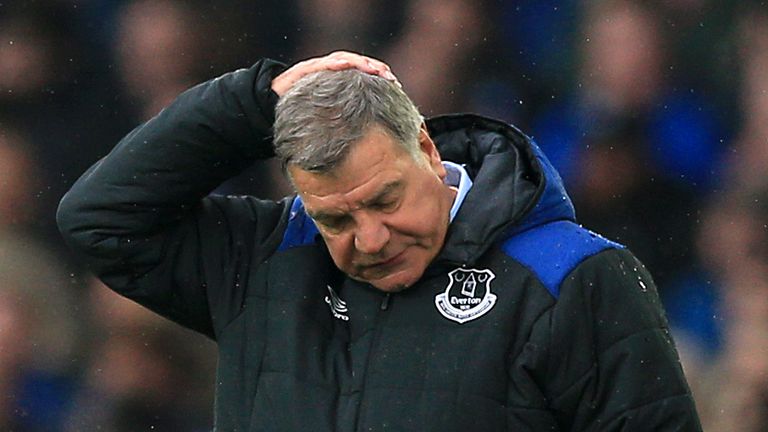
top-left (273, 69), bottom-right (424, 174)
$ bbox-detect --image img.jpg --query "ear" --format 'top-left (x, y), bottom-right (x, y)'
top-left (418, 124), bottom-right (446, 179)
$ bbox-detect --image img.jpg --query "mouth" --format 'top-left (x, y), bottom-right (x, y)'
top-left (359, 250), bottom-right (406, 274)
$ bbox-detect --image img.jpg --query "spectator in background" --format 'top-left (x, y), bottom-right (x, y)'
top-left (727, 9), bottom-right (768, 189)
top-left (567, 120), bottom-right (698, 289)
top-left (528, 0), bottom-right (669, 181)
top-left (0, 234), bottom-right (80, 432)
top-left (662, 4), bottom-right (768, 358)
top-left (1, 123), bottom-right (81, 431)
top-left (527, 0), bottom-right (724, 291)
top-left (0, 11), bottom-right (68, 241)
top-left (114, 0), bottom-right (209, 121)
top-left (664, 8), bottom-right (768, 428)
top-left (653, 0), bottom-right (741, 120)
top-left (287, 0), bottom-right (506, 120)
top-left (64, 279), bottom-right (215, 432)
top-left (462, 0), bottom-right (581, 126)
top-left (131, 0), bottom-right (299, 199)
top-left (0, 7), bottom-right (122, 247)
top-left (0, 14), bottom-right (56, 106)
top-left (0, 126), bottom-right (39, 231)
top-left (385, 0), bottom-right (487, 115)
top-left (665, 184), bottom-right (768, 432)
top-left (292, 0), bottom-right (405, 59)
top-left (532, 0), bottom-right (725, 187)
top-left (580, 0), bottom-right (728, 190)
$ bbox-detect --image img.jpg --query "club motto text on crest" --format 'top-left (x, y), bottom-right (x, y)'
top-left (435, 267), bottom-right (497, 324)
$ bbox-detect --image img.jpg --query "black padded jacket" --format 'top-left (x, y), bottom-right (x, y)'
top-left (57, 60), bottom-right (702, 431)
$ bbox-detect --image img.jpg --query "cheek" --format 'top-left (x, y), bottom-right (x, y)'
top-left (389, 207), bottom-right (446, 245)
top-left (399, 183), bottom-right (450, 237)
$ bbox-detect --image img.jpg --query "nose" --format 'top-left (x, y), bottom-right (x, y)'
top-left (353, 213), bottom-right (390, 255)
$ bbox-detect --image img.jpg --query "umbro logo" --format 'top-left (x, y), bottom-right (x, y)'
top-left (325, 285), bottom-right (349, 321)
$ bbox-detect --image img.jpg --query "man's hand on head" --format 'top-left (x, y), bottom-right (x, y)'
top-left (271, 51), bottom-right (400, 97)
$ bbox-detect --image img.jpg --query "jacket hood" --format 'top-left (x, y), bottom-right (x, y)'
top-left (427, 114), bottom-right (575, 266)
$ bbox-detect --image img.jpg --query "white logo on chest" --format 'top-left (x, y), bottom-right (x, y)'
top-left (435, 268), bottom-right (497, 324)
top-left (325, 285), bottom-right (349, 321)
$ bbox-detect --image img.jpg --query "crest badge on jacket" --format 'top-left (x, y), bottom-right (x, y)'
top-left (435, 267), bottom-right (497, 324)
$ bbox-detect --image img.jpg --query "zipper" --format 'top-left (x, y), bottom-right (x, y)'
top-left (380, 292), bottom-right (391, 310)
top-left (354, 289), bottom-right (393, 430)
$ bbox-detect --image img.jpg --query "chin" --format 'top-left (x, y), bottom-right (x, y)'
top-left (369, 270), bottom-right (422, 293)
top-left (374, 282), bottom-right (410, 293)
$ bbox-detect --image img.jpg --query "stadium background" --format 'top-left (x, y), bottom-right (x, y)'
top-left (1, 0), bottom-right (767, 430)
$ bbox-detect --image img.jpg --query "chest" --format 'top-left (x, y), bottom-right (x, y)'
top-left (215, 246), bottom-right (550, 431)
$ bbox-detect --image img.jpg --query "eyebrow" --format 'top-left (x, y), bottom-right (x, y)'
top-left (360, 180), bottom-right (403, 207)
top-left (307, 180), bottom-right (403, 222)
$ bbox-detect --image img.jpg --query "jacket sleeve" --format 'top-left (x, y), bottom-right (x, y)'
top-left (543, 248), bottom-right (702, 431)
top-left (57, 59), bottom-right (288, 339)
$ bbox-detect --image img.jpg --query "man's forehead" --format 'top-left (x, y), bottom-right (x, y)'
top-left (292, 125), bottom-right (412, 174)
top-left (301, 178), bottom-right (404, 216)
top-left (289, 147), bottom-right (405, 196)
top-left (291, 161), bottom-right (391, 194)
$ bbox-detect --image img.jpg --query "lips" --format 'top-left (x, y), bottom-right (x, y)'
top-left (360, 250), bottom-right (406, 271)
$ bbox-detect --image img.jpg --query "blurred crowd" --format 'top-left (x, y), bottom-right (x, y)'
top-left (1, 0), bottom-right (767, 430)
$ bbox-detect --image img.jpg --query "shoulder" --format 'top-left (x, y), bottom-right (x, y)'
top-left (275, 195), bottom-right (321, 252)
top-left (499, 220), bottom-right (624, 298)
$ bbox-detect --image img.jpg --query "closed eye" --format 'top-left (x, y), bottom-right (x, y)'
top-left (370, 199), bottom-right (398, 212)
top-left (316, 215), bottom-right (352, 233)
top-left (362, 181), bottom-right (403, 213)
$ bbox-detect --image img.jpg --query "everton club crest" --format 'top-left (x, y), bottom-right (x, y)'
top-left (435, 267), bottom-right (497, 324)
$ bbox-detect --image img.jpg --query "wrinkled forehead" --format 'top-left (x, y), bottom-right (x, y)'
top-left (287, 126), bottom-right (413, 183)
top-left (289, 163), bottom-right (404, 204)
top-left (309, 124), bottom-right (411, 165)
top-left (289, 139), bottom-right (414, 219)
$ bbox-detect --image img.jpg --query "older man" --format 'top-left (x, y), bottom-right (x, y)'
top-left (58, 52), bottom-right (701, 431)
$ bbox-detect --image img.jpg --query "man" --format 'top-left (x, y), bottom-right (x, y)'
top-left (58, 52), bottom-right (701, 431)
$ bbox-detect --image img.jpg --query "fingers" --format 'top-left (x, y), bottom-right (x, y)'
top-left (326, 51), bottom-right (390, 75)
top-left (271, 51), bottom-right (400, 96)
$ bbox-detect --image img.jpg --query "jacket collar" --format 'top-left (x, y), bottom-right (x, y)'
top-left (427, 114), bottom-right (576, 266)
